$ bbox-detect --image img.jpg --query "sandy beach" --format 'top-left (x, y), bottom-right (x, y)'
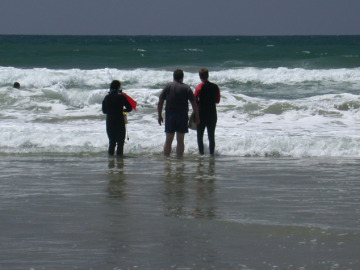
top-left (1, 154), bottom-right (359, 269)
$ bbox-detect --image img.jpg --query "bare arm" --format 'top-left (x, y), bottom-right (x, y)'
top-left (157, 98), bottom-right (164, 125)
top-left (190, 99), bottom-right (200, 125)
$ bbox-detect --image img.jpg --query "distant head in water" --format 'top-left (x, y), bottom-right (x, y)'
top-left (13, 82), bottom-right (20, 89)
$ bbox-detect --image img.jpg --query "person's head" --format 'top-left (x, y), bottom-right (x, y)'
top-left (13, 82), bottom-right (20, 89)
top-left (110, 80), bottom-right (121, 91)
top-left (173, 69), bottom-right (184, 82)
top-left (199, 68), bottom-right (209, 81)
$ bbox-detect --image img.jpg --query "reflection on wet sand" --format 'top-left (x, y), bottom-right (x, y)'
top-left (3, 155), bottom-right (358, 269)
top-left (162, 157), bottom-right (217, 219)
top-left (107, 158), bottom-right (126, 200)
top-left (194, 157), bottom-right (216, 218)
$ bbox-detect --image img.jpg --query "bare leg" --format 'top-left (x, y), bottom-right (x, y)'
top-left (176, 132), bottom-right (185, 157)
top-left (164, 133), bottom-right (175, 156)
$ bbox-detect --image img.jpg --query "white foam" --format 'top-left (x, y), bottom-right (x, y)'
top-left (1, 66), bottom-right (360, 157)
top-left (3, 66), bottom-right (360, 89)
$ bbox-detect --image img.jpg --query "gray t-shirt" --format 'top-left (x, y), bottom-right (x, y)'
top-left (159, 81), bottom-right (195, 114)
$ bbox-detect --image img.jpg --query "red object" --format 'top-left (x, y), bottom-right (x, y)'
top-left (123, 92), bottom-right (137, 111)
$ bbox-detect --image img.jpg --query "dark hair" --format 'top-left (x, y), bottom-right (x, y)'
top-left (13, 82), bottom-right (20, 89)
top-left (199, 68), bottom-right (209, 80)
top-left (110, 80), bottom-right (121, 90)
top-left (173, 69), bottom-right (184, 81)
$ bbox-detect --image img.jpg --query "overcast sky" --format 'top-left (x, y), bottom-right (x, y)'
top-left (1, 0), bottom-right (360, 35)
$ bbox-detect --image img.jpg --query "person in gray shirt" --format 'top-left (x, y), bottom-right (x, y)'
top-left (158, 69), bottom-right (199, 157)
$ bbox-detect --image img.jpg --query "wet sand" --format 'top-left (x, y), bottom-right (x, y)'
top-left (0, 154), bottom-right (359, 269)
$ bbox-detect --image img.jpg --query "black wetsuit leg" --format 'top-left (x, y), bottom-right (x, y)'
top-left (106, 116), bottom-right (125, 156)
top-left (197, 122), bottom-right (206, 155)
top-left (197, 115), bottom-right (217, 155)
top-left (116, 125), bottom-right (126, 157)
top-left (207, 118), bottom-right (217, 155)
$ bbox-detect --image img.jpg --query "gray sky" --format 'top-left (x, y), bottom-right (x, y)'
top-left (1, 0), bottom-right (360, 35)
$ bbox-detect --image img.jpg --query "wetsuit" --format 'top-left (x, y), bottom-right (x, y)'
top-left (194, 81), bottom-right (220, 155)
top-left (102, 90), bottom-right (132, 156)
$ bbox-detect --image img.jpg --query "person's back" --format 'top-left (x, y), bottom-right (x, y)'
top-left (102, 91), bottom-right (129, 117)
top-left (197, 81), bottom-right (219, 118)
top-left (161, 81), bottom-right (193, 114)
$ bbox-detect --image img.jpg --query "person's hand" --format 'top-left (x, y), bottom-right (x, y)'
top-left (158, 115), bottom-right (163, 126)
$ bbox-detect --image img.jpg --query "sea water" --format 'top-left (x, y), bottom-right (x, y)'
top-left (1, 35), bottom-right (360, 269)
top-left (1, 35), bottom-right (360, 157)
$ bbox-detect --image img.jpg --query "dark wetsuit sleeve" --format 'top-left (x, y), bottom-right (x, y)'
top-left (102, 96), bottom-right (108, 114)
top-left (216, 85), bottom-right (220, 104)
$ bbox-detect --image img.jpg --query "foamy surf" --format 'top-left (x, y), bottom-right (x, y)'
top-left (1, 66), bottom-right (360, 157)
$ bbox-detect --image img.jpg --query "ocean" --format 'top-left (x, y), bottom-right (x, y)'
top-left (1, 35), bottom-right (360, 157)
top-left (1, 35), bottom-right (360, 269)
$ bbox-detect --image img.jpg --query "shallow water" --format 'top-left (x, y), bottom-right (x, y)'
top-left (0, 154), bottom-right (359, 269)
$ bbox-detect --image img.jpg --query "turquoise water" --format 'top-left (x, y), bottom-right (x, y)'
top-left (1, 35), bottom-right (360, 69)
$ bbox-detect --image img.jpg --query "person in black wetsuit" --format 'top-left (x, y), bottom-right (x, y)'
top-left (194, 68), bottom-right (221, 155)
top-left (102, 80), bottom-right (132, 157)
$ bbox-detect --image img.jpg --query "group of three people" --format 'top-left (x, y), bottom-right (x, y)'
top-left (102, 68), bottom-right (220, 157)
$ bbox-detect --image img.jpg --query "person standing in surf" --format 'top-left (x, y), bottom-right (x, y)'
top-left (194, 68), bottom-right (220, 155)
top-left (158, 69), bottom-right (199, 157)
top-left (102, 80), bottom-right (132, 157)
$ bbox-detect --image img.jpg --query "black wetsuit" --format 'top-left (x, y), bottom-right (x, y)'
top-left (195, 81), bottom-right (220, 155)
top-left (102, 90), bottom-right (132, 156)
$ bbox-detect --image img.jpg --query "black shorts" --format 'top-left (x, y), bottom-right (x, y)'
top-left (165, 112), bottom-right (189, 133)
